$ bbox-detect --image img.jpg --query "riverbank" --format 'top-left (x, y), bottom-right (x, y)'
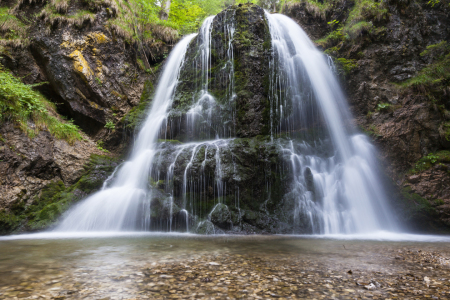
top-left (0, 234), bottom-right (449, 299)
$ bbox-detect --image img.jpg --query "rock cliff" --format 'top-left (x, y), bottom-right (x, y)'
top-left (0, 0), bottom-right (173, 232)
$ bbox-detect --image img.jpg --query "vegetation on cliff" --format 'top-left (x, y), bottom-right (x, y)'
top-left (0, 64), bottom-right (82, 144)
top-left (402, 41), bottom-right (450, 96)
top-left (0, 154), bottom-right (119, 234)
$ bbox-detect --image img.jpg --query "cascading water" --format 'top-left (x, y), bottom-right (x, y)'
top-left (55, 5), bottom-right (398, 234)
top-left (265, 13), bottom-right (397, 233)
top-left (55, 34), bottom-right (196, 231)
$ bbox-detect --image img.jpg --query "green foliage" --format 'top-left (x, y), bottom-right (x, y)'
top-left (344, 20), bottom-right (373, 39)
top-left (0, 7), bottom-right (30, 48)
top-left (169, 0), bottom-right (205, 34)
top-left (420, 41), bottom-right (449, 58)
top-left (0, 64), bottom-right (82, 144)
top-left (327, 19), bottom-right (339, 27)
top-left (400, 41), bottom-right (450, 102)
top-left (335, 57), bottom-right (357, 75)
top-left (96, 140), bottom-right (110, 152)
top-left (39, 4), bottom-right (96, 27)
top-left (411, 151), bottom-right (450, 173)
top-left (376, 102), bottom-right (391, 111)
top-left (314, 0), bottom-right (388, 48)
top-left (427, 0), bottom-right (440, 7)
top-left (287, 0), bottom-right (334, 19)
top-left (316, 27), bottom-right (346, 48)
top-left (402, 53), bottom-right (450, 90)
top-left (104, 120), bottom-right (115, 130)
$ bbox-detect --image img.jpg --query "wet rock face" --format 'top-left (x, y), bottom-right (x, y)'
top-left (232, 5), bottom-right (272, 137)
top-left (210, 203), bottom-right (232, 230)
top-left (167, 4), bottom-right (272, 141)
top-left (0, 122), bottom-right (101, 213)
top-left (1, 0), bottom-right (168, 140)
top-left (31, 26), bottom-right (145, 136)
top-left (146, 136), bottom-right (327, 234)
top-left (286, 0), bottom-right (450, 230)
top-left (0, 0), bottom-right (168, 233)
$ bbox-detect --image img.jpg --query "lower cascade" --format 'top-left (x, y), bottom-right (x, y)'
top-left (56, 5), bottom-right (398, 234)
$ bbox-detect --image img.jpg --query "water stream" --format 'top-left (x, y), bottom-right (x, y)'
top-left (56, 34), bottom-right (197, 231)
top-left (55, 11), bottom-right (397, 234)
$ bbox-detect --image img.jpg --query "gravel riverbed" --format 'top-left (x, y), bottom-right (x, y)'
top-left (0, 234), bottom-right (449, 299)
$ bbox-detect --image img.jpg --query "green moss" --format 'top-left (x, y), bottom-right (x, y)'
top-left (410, 151), bottom-right (450, 174)
top-left (435, 199), bottom-right (445, 206)
top-left (0, 154), bottom-right (119, 234)
top-left (401, 53), bottom-right (450, 90)
top-left (157, 139), bottom-right (182, 144)
top-left (443, 122), bottom-right (450, 141)
top-left (399, 186), bottom-right (436, 222)
top-left (0, 210), bottom-right (22, 234)
top-left (361, 124), bottom-right (381, 138)
top-left (335, 57), bottom-right (358, 75)
top-left (123, 79), bottom-right (154, 130)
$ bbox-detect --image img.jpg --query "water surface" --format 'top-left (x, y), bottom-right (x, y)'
top-left (1, 233), bottom-right (450, 299)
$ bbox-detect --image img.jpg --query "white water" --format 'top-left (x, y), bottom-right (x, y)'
top-left (56, 34), bottom-right (196, 231)
top-left (265, 13), bottom-right (398, 233)
top-left (55, 12), bottom-right (398, 235)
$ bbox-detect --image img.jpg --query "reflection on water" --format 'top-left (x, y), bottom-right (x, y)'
top-left (1, 234), bottom-right (450, 299)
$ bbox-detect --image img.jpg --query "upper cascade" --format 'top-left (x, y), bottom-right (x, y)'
top-left (54, 4), bottom-right (399, 235)
top-left (165, 4), bottom-right (272, 141)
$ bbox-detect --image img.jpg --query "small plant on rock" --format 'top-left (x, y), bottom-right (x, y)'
top-left (96, 140), bottom-right (109, 153)
top-left (376, 102), bottom-right (391, 111)
top-left (427, 0), bottom-right (440, 7)
top-left (104, 120), bottom-right (115, 131)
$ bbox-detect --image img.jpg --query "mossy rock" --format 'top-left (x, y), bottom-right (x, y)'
top-left (0, 154), bottom-right (120, 234)
top-left (396, 186), bottom-right (443, 232)
top-left (209, 203), bottom-right (232, 229)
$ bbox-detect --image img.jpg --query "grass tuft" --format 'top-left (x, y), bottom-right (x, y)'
top-left (0, 7), bottom-right (30, 49)
top-left (0, 64), bottom-right (82, 144)
top-left (401, 42), bottom-right (450, 92)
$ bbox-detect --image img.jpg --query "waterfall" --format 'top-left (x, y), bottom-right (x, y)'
top-left (265, 13), bottom-right (398, 233)
top-left (55, 7), bottom-right (398, 234)
top-left (55, 34), bottom-right (197, 231)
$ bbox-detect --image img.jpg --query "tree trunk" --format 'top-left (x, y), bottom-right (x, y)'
top-left (159, 0), bottom-right (171, 20)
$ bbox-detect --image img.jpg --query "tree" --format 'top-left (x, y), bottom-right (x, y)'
top-left (160, 0), bottom-right (171, 20)
top-left (169, 0), bottom-right (204, 34)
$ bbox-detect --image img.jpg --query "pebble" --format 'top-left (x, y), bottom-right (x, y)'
top-left (0, 245), bottom-right (449, 299)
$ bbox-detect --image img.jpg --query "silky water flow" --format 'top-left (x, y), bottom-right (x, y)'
top-left (55, 12), bottom-right (398, 234)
